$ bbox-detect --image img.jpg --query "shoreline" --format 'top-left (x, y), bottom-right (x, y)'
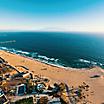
top-left (7, 50), bottom-right (102, 71)
top-left (0, 48), bottom-right (101, 70)
top-left (0, 50), bottom-right (104, 103)
top-left (4, 50), bottom-right (96, 71)
top-left (0, 47), bottom-right (68, 69)
top-left (6, 50), bottom-right (69, 70)
top-left (0, 46), bottom-right (104, 70)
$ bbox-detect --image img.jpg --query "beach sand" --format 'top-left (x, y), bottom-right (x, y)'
top-left (0, 50), bottom-right (104, 103)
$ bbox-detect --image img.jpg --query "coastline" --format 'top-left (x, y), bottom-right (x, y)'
top-left (0, 47), bottom-right (68, 69)
top-left (1, 46), bottom-right (104, 69)
top-left (7, 50), bottom-right (68, 69)
top-left (0, 50), bottom-right (104, 103)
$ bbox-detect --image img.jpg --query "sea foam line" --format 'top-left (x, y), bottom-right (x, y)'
top-left (79, 58), bottom-right (104, 67)
top-left (0, 46), bottom-right (104, 69)
top-left (0, 47), bottom-right (67, 69)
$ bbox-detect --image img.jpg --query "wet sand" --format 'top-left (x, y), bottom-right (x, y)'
top-left (0, 50), bottom-right (104, 103)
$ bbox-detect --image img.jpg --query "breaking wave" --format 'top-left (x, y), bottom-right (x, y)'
top-left (78, 58), bottom-right (104, 68)
top-left (0, 47), bottom-right (104, 69)
top-left (0, 47), bottom-right (66, 68)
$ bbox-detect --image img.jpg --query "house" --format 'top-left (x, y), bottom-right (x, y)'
top-left (16, 84), bottom-right (26, 96)
top-left (0, 88), bottom-right (9, 104)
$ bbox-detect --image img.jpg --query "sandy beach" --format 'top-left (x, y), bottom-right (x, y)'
top-left (0, 50), bottom-right (104, 103)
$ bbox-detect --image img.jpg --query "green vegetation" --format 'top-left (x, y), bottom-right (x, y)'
top-left (15, 97), bottom-right (33, 104)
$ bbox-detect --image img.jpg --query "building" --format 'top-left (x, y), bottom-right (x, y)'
top-left (0, 88), bottom-right (9, 104)
top-left (16, 84), bottom-right (26, 96)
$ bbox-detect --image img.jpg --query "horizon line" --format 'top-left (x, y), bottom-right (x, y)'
top-left (0, 30), bottom-right (104, 34)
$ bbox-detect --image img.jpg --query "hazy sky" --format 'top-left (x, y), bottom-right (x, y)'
top-left (0, 0), bottom-right (104, 32)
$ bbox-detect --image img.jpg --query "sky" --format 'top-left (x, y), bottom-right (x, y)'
top-left (0, 0), bottom-right (104, 32)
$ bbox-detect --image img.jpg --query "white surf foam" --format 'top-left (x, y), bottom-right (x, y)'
top-left (0, 46), bottom-right (66, 69)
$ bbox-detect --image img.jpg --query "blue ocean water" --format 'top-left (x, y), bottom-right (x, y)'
top-left (0, 32), bottom-right (104, 69)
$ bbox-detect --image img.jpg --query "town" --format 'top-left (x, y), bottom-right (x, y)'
top-left (0, 56), bottom-right (90, 104)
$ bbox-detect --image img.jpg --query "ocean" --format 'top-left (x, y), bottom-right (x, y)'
top-left (0, 32), bottom-right (104, 69)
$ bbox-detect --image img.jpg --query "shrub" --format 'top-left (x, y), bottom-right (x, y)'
top-left (15, 97), bottom-right (33, 104)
